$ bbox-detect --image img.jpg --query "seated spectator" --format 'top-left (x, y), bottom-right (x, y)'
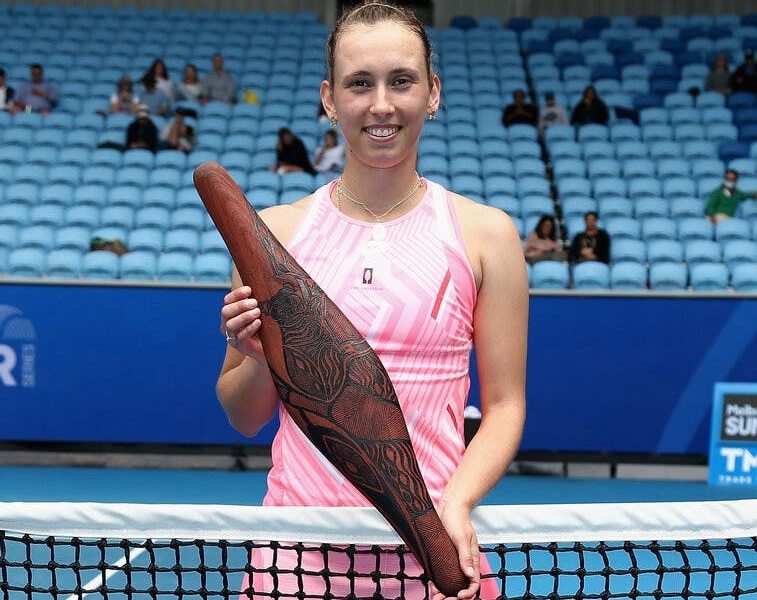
top-left (705, 53), bottom-right (732, 96)
top-left (125, 104), bottom-right (158, 153)
top-left (570, 86), bottom-right (609, 126)
top-left (569, 211), bottom-right (610, 264)
top-left (502, 89), bottom-right (538, 128)
top-left (176, 64), bottom-right (204, 103)
top-left (109, 76), bottom-right (140, 114)
top-left (12, 63), bottom-right (58, 114)
top-left (139, 74), bottom-right (170, 117)
top-left (160, 112), bottom-right (196, 153)
top-left (270, 127), bottom-right (315, 175)
top-left (523, 215), bottom-right (565, 264)
top-left (0, 68), bottom-right (14, 111)
top-left (146, 58), bottom-right (174, 104)
top-left (312, 129), bottom-right (344, 178)
top-left (731, 49), bottom-right (757, 93)
top-left (537, 91), bottom-right (568, 135)
top-left (705, 169), bottom-right (757, 223)
top-left (202, 53), bottom-right (236, 104)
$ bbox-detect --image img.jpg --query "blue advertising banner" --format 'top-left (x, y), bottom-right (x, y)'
top-left (1, 281), bottom-right (755, 456)
top-left (708, 383), bottom-right (757, 486)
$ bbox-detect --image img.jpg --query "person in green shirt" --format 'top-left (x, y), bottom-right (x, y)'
top-left (705, 169), bottom-right (757, 223)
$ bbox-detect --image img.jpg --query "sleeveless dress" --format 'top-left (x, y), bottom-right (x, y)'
top-left (245, 179), bottom-right (499, 599)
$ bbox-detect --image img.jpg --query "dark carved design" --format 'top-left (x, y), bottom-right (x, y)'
top-left (194, 162), bottom-right (468, 596)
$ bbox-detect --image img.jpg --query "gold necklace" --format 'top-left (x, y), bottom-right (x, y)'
top-left (336, 175), bottom-right (423, 241)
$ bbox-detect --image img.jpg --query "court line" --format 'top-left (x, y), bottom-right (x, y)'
top-left (64, 547), bottom-right (146, 600)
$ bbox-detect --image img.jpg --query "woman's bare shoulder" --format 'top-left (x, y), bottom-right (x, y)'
top-left (258, 194), bottom-right (315, 246)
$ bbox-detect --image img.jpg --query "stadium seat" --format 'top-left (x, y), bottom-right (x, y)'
top-left (610, 262), bottom-right (647, 290)
top-left (164, 229), bottom-right (200, 254)
top-left (690, 263), bottom-right (729, 291)
top-left (55, 227), bottom-right (92, 252)
top-left (108, 186), bottom-right (142, 210)
top-left (194, 254), bottom-right (231, 282)
top-left (81, 251), bottom-right (120, 280)
top-left (606, 218), bottom-right (641, 240)
top-left (531, 261), bottom-right (569, 289)
top-left (19, 226), bottom-right (55, 251)
top-left (649, 263), bottom-right (688, 290)
top-left (45, 249), bottom-right (82, 279)
top-left (635, 198), bottom-right (669, 220)
top-left (611, 239), bottom-right (646, 264)
top-left (722, 240), bottom-right (757, 268)
top-left (135, 207), bottom-right (171, 231)
top-left (8, 248), bottom-right (46, 278)
top-left (647, 240), bottom-right (685, 264)
top-left (158, 252), bottom-right (193, 281)
top-left (127, 229), bottom-right (163, 254)
top-left (572, 261), bottom-right (610, 290)
top-left (715, 218), bottom-right (751, 242)
top-left (731, 263), bottom-right (757, 292)
top-left (120, 251), bottom-right (158, 281)
top-left (678, 218), bottom-right (714, 241)
top-left (685, 240), bottom-right (722, 265)
top-left (642, 218), bottom-right (677, 241)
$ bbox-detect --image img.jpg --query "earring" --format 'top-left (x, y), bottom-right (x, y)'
top-left (427, 111), bottom-right (437, 121)
top-left (330, 116), bottom-right (338, 126)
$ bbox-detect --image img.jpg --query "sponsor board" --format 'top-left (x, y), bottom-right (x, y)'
top-left (0, 305), bottom-right (36, 389)
top-left (709, 383), bottom-right (757, 486)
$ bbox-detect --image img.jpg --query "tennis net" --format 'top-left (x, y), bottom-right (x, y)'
top-left (0, 499), bottom-right (755, 599)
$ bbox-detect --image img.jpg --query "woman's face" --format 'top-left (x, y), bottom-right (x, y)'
top-left (321, 21), bottom-right (440, 170)
top-left (185, 65), bottom-right (197, 82)
top-left (540, 219), bottom-right (553, 237)
top-left (155, 62), bottom-right (166, 78)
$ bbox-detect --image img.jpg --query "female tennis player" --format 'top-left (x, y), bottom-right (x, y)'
top-left (218, 2), bottom-right (527, 598)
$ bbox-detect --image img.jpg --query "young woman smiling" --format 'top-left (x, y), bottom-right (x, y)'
top-left (218, 3), bottom-right (528, 598)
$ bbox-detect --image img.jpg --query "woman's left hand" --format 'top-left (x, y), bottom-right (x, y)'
top-left (430, 502), bottom-right (480, 600)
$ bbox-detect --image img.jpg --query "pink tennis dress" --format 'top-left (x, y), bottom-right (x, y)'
top-left (245, 179), bottom-right (499, 598)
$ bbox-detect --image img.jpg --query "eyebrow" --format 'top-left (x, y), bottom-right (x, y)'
top-left (341, 67), bottom-right (421, 83)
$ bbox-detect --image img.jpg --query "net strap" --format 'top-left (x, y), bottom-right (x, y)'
top-left (0, 499), bottom-right (754, 543)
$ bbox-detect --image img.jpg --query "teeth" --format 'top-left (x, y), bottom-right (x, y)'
top-left (367, 127), bottom-right (397, 138)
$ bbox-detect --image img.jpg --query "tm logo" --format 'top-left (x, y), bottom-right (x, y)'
top-left (0, 305), bottom-right (36, 388)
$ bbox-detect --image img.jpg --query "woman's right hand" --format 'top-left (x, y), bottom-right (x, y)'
top-left (220, 285), bottom-right (265, 358)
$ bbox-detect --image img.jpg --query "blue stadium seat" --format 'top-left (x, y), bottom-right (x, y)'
top-left (572, 262), bottom-right (610, 289)
top-left (587, 159), bottom-right (621, 180)
top-left (158, 252), bottom-right (193, 281)
top-left (593, 177), bottom-right (628, 199)
top-left (657, 159), bottom-right (691, 180)
top-left (663, 178), bottom-right (697, 200)
top-left (521, 196), bottom-right (554, 220)
top-left (583, 142), bottom-right (615, 162)
top-left (120, 251), bottom-right (158, 281)
top-left (670, 198), bottom-right (705, 220)
top-left (194, 254), bottom-right (231, 283)
top-left (26, 146), bottom-right (59, 166)
top-left (647, 240), bottom-right (685, 264)
top-left (450, 157), bottom-right (482, 177)
top-left (55, 227), bottom-right (91, 252)
top-left (0, 204), bottom-right (29, 227)
top-left (99, 206), bottom-right (135, 230)
top-left (8, 248), bottom-right (46, 278)
top-left (598, 197), bottom-right (633, 220)
top-left (723, 240), bottom-right (757, 268)
top-left (731, 263), bottom-right (757, 292)
top-left (622, 158), bottom-right (655, 179)
top-left (164, 229), bottom-right (200, 254)
top-left (531, 261), bottom-right (569, 289)
top-left (685, 240), bottom-right (722, 265)
top-left (155, 150), bottom-right (187, 170)
top-left (635, 197), bottom-right (669, 220)
top-left (19, 226), bottom-right (55, 251)
top-left (81, 251), bottom-right (120, 280)
top-left (29, 204), bottom-right (65, 227)
top-left (175, 188), bottom-right (203, 210)
top-left (606, 217), bottom-right (641, 240)
top-left (690, 263), bottom-right (729, 291)
top-left (108, 186), bottom-right (142, 210)
top-left (642, 217), bottom-right (677, 241)
top-left (45, 249), bottom-right (82, 279)
top-left (611, 239), bottom-right (646, 264)
top-left (484, 176), bottom-right (517, 197)
top-left (452, 175), bottom-right (484, 197)
top-left (127, 229), bottom-right (163, 254)
top-left (48, 165), bottom-right (82, 187)
top-left (171, 208), bottom-right (205, 231)
top-left (150, 167), bottom-right (182, 190)
top-left (135, 207), bottom-right (171, 231)
top-left (628, 178), bottom-right (662, 199)
top-left (715, 218), bottom-right (751, 242)
top-left (649, 263), bottom-right (688, 290)
top-left (610, 262), bottom-right (647, 290)
top-left (561, 196), bottom-right (597, 220)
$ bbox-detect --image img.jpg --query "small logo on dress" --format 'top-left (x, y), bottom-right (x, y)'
top-left (362, 268), bottom-right (374, 285)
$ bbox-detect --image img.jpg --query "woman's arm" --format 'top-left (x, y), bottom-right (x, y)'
top-left (440, 208), bottom-right (528, 513)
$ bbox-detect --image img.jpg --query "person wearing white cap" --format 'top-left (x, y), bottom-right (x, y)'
top-left (125, 104), bottom-right (158, 153)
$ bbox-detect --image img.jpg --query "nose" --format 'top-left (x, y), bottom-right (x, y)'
top-left (370, 84), bottom-right (395, 118)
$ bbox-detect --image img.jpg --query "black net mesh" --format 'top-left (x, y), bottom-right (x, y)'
top-left (1, 531), bottom-right (755, 600)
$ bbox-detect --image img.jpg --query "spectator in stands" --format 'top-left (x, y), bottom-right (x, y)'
top-left (705, 53), bottom-right (732, 96)
top-left (569, 211), bottom-right (610, 264)
top-left (159, 112), bottom-right (197, 153)
top-left (146, 58), bottom-right (174, 104)
top-left (139, 74), bottom-right (170, 117)
top-left (501, 88), bottom-right (537, 127)
top-left (731, 49), bottom-right (757, 94)
top-left (176, 64), bottom-right (204, 103)
top-left (270, 127), bottom-right (316, 175)
top-left (537, 91), bottom-right (568, 136)
top-left (125, 104), bottom-right (158, 153)
top-left (109, 76), bottom-right (140, 114)
top-left (523, 215), bottom-right (565, 264)
top-left (312, 129), bottom-right (344, 178)
top-left (0, 68), bottom-right (14, 111)
top-left (12, 63), bottom-right (57, 114)
top-left (570, 86), bottom-right (609, 127)
top-left (705, 169), bottom-right (757, 223)
top-left (202, 53), bottom-right (236, 104)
